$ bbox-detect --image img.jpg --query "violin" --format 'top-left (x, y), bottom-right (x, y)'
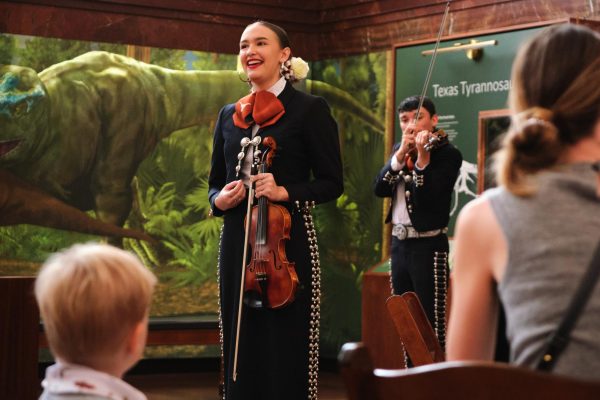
top-left (405, 129), bottom-right (449, 169)
top-left (424, 129), bottom-right (449, 151)
top-left (243, 136), bottom-right (299, 309)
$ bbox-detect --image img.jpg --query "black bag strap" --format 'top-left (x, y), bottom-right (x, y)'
top-left (536, 241), bottom-right (600, 371)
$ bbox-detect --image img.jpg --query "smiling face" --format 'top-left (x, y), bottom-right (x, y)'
top-left (239, 23), bottom-right (291, 91)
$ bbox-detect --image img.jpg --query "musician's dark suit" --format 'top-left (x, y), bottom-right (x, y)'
top-left (209, 81), bottom-right (343, 400)
top-left (374, 140), bottom-right (462, 347)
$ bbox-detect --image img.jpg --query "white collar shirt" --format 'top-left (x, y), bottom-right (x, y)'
top-left (40, 362), bottom-right (147, 400)
top-left (241, 76), bottom-right (287, 186)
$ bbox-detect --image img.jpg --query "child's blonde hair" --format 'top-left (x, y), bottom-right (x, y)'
top-left (35, 243), bottom-right (157, 365)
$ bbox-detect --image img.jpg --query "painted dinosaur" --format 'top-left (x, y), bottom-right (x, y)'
top-left (0, 51), bottom-right (383, 237)
top-left (0, 169), bottom-right (154, 242)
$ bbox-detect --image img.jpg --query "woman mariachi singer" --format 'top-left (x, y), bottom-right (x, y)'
top-left (447, 24), bottom-right (600, 381)
top-left (208, 21), bottom-right (343, 400)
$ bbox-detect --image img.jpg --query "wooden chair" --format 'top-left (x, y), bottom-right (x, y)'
top-left (386, 292), bottom-right (444, 366)
top-left (339, 342), bottom-right (600, 400)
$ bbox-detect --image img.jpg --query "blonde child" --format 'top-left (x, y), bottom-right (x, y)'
top-left (36, 243), bottom-right (156, 399)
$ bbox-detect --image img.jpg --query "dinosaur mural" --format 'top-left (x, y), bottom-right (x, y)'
top-left (0, 51), bottom-right (383, 239)
top-left (0, 40), bottom-right (391, 356)
top-left (0, 169), bottom-right (154, 242)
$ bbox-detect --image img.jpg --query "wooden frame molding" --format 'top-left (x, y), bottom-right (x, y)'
top-left (2, 1), bottom-right (598, 59)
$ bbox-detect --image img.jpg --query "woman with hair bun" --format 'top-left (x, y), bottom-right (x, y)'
top-left (447, 24), bottom-right (600, 381)
top-left (208, 21), bottom-right (343, 399)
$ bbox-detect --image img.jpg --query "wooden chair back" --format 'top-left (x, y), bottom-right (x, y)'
top-left (339, 342), bottom-right (600, 400)
top-left (386, 292), bottom-right (444, 366)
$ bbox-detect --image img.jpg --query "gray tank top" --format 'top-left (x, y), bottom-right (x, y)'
top-left (487, 162), bottom-right (600, 381)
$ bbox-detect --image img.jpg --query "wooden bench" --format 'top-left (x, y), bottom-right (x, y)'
top-left (39, 315), bottom-right (220, 348)
top-left (339, 342), bottom-right (600, 400)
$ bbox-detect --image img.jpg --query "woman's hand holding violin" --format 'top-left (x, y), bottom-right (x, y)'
top-left (251, 173), bottom-right (289, 202)
top-left (215, 180), bottom-right (247, 211)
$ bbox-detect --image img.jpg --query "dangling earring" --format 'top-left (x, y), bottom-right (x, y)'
top-left (237, 70), bottom-right (251, 85)
top-left (237, 55), bottom-right (251, 85)
top-left (279, 62), bottom-right (285, 77)
top-left (280, 60), bottom-right (291, 80)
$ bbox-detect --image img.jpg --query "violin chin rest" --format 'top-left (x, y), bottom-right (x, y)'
top-left (243, 290), bottom-right (266, 309)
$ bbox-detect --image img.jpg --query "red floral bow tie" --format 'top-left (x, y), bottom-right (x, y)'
top-left (233, 90), bottom-right (285, 129)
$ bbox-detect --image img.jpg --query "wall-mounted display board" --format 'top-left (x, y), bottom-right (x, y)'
top-left (394, 25), bottom-right (547, 233)
top-left (478, 109), bottom-right (511, 193)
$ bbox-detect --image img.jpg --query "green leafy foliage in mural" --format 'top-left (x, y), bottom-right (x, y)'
top-left (150, 48), bottom-right (186, 70)
top-left (128, 130), bottom-right (222, 291)
top-left (16, 36), bottom-right (125, 71)
top-left (0, 225), bottom-right (96, 274)
top-left (311, 53), bottom-right (386, 356)
top-left (192, 51), bottom-right (237, 71)
top-left (0, 34), bottom-right (15, 64)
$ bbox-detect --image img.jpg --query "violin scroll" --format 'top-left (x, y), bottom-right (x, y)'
top-left (261, 136), bottom-right (277, 168)
top-left (424, 129), bottom-right (449, 152)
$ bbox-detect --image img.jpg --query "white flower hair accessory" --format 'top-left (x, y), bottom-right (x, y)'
top-left (281, 57), bottom-right (310, 83)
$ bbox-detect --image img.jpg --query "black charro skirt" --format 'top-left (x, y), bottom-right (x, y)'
top-left (218, 201), bottom-right (318, 400)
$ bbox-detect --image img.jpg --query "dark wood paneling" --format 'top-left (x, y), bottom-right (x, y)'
top-left (0, 0), bottom-right (600, 60)
top-left (362, 271), bottom-right (405, 369)
top-left (317, 0), bottom-right (595, 58)
top-left (1, 0), bottom-right (597, 59)
top-left (0, 1), bottom-right (316, 57)
top-left (22, 0), bottom-right (320, 27)
top-left (145, 329), bottom-right (220, 346)
top-left (39, 328), bottom-right (219, 348)
top-left (0, 277), bottom-right (39, 400)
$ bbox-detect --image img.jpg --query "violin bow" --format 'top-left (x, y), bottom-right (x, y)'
top-left (232, 135), bottom-right (261, 382)
top-left (414, 1), bottom-right (452, 124)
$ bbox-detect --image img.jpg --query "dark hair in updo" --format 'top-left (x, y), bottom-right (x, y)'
top-left (248, 21), bottom-right (291, 53)
top-left (497, 24), bottom-right (600, 196)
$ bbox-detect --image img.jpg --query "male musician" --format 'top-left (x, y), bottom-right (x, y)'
top-left (374, 95), bottom-right (462, 349)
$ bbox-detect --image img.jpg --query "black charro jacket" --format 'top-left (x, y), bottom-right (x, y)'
top-left (208, 82), bottom-right (343, 216)
top-left (374, 141), bottom-right (462, 232)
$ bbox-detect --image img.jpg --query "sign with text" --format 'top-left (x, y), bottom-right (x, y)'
top-left (394, 26), bottom-right (546, 233)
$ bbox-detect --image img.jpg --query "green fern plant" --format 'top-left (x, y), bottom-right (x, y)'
top-left (127, 129), bottom-right (223, 288)
top-left (160, 227), bottom-right (220, 287)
